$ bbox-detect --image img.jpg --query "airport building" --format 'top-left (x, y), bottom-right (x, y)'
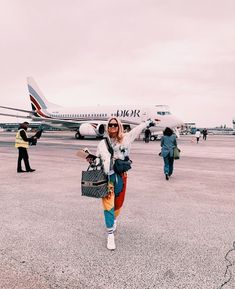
top-left (180, 122), bottom-right (196, 134)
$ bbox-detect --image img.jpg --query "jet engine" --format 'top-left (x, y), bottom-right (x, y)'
top-left (75, 123), bottom-right (105, 139)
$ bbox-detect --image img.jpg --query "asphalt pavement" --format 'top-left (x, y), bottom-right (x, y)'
top-left (0, 132), bottom-right (235, 289)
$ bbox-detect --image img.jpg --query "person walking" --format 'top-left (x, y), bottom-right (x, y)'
top-left (195, 129), bottom-right (201, 144)
top-left (144, 128), bottom-right (151, 143)
top-left (160, 127), bottom-right (177, 180)
top-left (92, 117), bottom-right (154, 250)
top-left (15, 122), bottom-right (37, 173)
top-left (202, 128), bottom-right (208, 140)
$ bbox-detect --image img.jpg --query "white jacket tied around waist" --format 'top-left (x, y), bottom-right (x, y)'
top-left (96, 120), bottom-right (151, 174)
top-left (15, 129), bottom-right (29, 149)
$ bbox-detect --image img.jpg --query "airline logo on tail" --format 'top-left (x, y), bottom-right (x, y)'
top-left (27, 77), bottom-right (61, 119)
top-left (28, 84), bottom-right (50, 118)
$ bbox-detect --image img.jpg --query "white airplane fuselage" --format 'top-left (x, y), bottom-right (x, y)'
top-left (0, 77), bottom-right (183, 139)
top-left (33, 104), bottom-right (183, 138)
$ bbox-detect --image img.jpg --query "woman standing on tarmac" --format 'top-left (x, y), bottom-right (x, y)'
top-left (160, 127), bottom-right (177, 180)
top-left (93, 117), bottom-right (154, 250)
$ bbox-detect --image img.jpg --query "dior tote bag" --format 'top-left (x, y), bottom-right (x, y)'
top-left (81, 166), bottom-right (108, 198)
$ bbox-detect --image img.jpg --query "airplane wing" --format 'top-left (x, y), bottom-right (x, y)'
top-left (0, 112), bottom-right (31, 119)
top-left (0, 107), bottom-right (104, 137)
top-left (30, 115), bottom-right (105, 130)
top-left (31, 115), bottom-right (139, 129)
top-left (0, 104), bottom-right (142, 139)
top-left (0, 105), bottom-right (34, 114)
top-left (0, 105), bottom-right (105, 127)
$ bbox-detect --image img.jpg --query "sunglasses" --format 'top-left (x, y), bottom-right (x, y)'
top-left (108, 123), bottom-right (118, 128)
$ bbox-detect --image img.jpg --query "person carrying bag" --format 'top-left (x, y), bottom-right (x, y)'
top-left (81, 139), bottom-right (114, 199)
top-left (83, 117), bottom-right (155, 250)
top-left (160, 127), bottom-right (178, 180)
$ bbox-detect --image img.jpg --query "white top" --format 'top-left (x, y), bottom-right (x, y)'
top-left (96, 120), bottom-right (151, 174)
top-left (195, 131), bottom-right (201, 138)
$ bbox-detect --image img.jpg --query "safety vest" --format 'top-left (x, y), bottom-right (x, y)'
top-left (15, 129), bottom-right (29, 148)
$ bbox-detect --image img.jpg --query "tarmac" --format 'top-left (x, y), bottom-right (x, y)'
top-left (0, 131), bottom-right (235, 289)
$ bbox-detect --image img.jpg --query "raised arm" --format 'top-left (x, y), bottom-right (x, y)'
top-left (124, 120), bottom-right (154, 144)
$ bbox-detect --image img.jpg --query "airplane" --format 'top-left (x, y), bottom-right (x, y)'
top-left (0, 77), bottom-right (183, 139)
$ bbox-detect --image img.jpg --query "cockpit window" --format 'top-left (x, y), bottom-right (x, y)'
top-left (155, 105), bottom-right (171, 115)
top-left (157, 111), bottom-right (171, 115)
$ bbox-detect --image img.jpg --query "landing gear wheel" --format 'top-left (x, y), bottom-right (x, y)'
top-left (75, 132), bottom-right (84, 139)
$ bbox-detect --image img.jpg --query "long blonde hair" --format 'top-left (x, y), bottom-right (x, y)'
top-left (106, 117), bottom-right (124, 143)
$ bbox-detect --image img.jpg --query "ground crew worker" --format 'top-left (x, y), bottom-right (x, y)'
top-left (15, 122), bottom-right (37, 173)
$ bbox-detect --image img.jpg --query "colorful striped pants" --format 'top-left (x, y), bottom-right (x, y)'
top-left (102, 173), bottom-right (127, 229)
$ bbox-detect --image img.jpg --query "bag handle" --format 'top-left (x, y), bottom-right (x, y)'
top-left (85, 139), bottom-right (112, 172)
top-left (87, 159), bottom-right (103, 171)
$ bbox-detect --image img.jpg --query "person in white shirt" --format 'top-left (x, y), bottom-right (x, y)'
top-left (195, 129), bottom-right (201, 144)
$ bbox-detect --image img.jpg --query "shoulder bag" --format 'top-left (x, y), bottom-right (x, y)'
top-left (173, 146), bottom-right (181, 160)
top-left (113, 157), bottom-right (132, 174)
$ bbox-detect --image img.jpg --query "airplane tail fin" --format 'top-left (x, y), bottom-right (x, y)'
top-left (27, 77), bottom-right (61, 116)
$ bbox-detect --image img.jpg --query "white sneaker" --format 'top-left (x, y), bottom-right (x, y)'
top-left (107, 233), bottom-right (116, 250)
top-left (113, 220), bottom-right (117, 232)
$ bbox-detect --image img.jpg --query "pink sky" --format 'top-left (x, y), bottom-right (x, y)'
top-left (0, 0), bottom-right (235, 127)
